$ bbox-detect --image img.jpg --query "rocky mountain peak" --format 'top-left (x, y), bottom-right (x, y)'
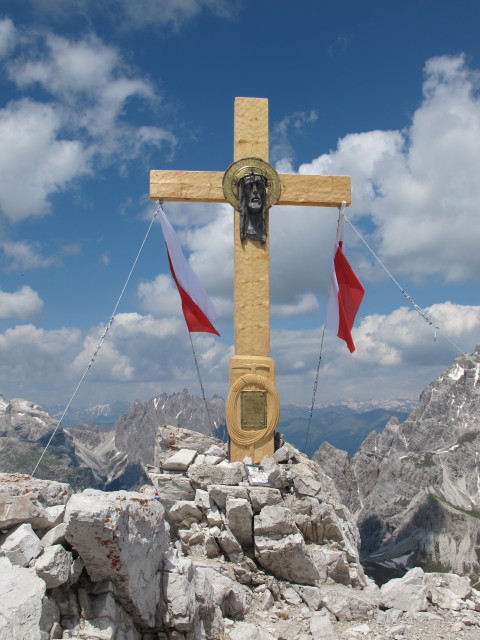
top-left (315, 346), bottom-right (480, 583)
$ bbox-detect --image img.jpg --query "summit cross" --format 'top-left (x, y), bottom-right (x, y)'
top-left (150, 97), bottom-right (350, 463)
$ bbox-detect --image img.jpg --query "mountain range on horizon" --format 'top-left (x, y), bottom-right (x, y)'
top-left (1, 346), bottom-right (479, 584)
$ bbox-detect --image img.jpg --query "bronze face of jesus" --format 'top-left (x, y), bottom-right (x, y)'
top-left (238, 172), bottom-right (267, 244)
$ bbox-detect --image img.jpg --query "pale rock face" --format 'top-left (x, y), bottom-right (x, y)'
top-left (315, 348), bottom-right (480, 580)
top-left (380, 567), bottom-right (428, 612)
top-left (162, 552), bottom-right (198, 632)
top-left (168, 500), bottom-right (203, 527)
top-left (64, 489), bottom-right (167, 627)
top-left (247, 486), bottom-right (283, 512)
top-left (0, 522), bottom-right (42, 566)
top-left (208, 484), bottom-right (249, 510)
top-left (226, 497), bottom-right (253, 548)
top-left (319, 584), bottom-right (379, 621)
top-left (34, 544), bottom-right (72, 588)
top-left (187, 461), bottom-right (246, 488)
top-left (40, 522), bottom-right (67, 547)
top-left (149, 472), bottom-right (195, 510)
top-left (310, 610), bottom-right (338, 639)
top-left (154, 424), bottom-right (223, 468)
top-left (195, 566), bottom-right (252, 620)
top-left (0, 556), bottom-right (47, 640)
top-left (0, 493), bottom-right (53, 530)
top-left (0, 473), bottom-right (72, 506)
top-left (162, 448), bottom-right (197, 471)
top-left (254, 508), bottom-right (320, 585)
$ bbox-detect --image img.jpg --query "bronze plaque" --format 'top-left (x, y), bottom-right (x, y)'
top-left (241, 390), bottom-right (267, 428)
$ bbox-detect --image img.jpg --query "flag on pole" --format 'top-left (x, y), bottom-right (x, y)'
top-left (325, 203), bottom-right (364, 352)
top-left (158, 204), bottom-right (220, 336)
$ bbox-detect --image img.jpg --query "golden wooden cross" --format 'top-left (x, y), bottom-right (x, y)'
top-left (150, 97), bottom-right (350, 463)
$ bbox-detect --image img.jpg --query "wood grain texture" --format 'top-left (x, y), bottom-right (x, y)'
top-left (279, 174), bottom-right (351, 206)
top-left (149, 170), bottom-right (224, 202)
top-left (234, 97), bottom-right (268, 161)
top-left (150, 170), bottom-right (350, 207)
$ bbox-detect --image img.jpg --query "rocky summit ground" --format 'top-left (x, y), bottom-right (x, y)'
top-left (1, 424), bottom-right (480, 639)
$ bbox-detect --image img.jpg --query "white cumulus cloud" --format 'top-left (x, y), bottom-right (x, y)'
top-left (0, 28), bottom-right (175, 222)
top-left (0, 286), bottom-right (43, 319)
top-left (298, 54), bottom-right (480, 283)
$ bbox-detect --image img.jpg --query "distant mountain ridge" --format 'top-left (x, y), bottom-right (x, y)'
top-left (46, 400), bottom-right (131, 428)
top-left (314, 345), bottom-right (480, 585)
top-left (278, 402), bottom-right (412, 457)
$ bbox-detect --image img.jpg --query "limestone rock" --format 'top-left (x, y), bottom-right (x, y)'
top-left (380, 567), bottom-right (428, 613)
top-left (0, 556), bottom-right (47, 639)
top-left (64, 489), bottom-right (167, 627)
top-left (195, 566), bottom-right (252, 620)
top-left (163, 552), bottom-right (198, 632)
top-left (154, 424), bottom-right (223, 468)
top-left (319, 584), bottom-right (378, 621)
top-left (0, 522), bottom-right (42, 566)
top-left (310, 611), bottom-right (338, 639)
top-left (208, 484), bottom-right (249, 510)
top-left (0, 493), bottom-right (53, 530)
top-left (248, 486), bottom-right (283, 513)
top-left (254, 506), bottom-right (320, 585)
top-left (217, 528), bottom-right (244, 562)
top-left (40, 522), bottom-right (67, 547)
top-left (168, 500), bottom-right (203, 527)
top-left (149, 472), bottom-right (195, 510)
top-left (226, 497), bottom-right (253, 548)
top-left (187, 461), bottom-right (246, 488)
top-left (424, 571), bottom-right (472, 599)
top-left (34, 544), bottom-right (73, 588)
top-left (0, 473), bottom-right (72, 506)
top-left (162, 448), bottom-right (197, 471)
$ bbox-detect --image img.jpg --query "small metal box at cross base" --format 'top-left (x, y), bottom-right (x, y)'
top-left (240, 390), bottom-right (267, 428)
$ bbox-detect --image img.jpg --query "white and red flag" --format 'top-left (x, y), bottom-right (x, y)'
top-left (325, 204), bottom-right (364, 352)
top-left (158, 205), bottom-right (220, 336)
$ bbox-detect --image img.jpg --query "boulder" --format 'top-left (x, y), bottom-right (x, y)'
top-left (188, 461), bottom-right (246, 488)
top-left (34, 544), bottom-right (72, 588)
top-left (226, 497), bottom-right (253, 548)
top-left (217, 528), bottom-right (244, 562)
top-left (41, 522), bottom-right (67, 547)
top-left (168, 500), bottom-right (203, 527)
top-left (163, 552), bottom-right (198, 632)
top-left (0, 493), bottom-right (52, 530)
top-left (154, 425), bottom-right (222, 467)
top-left (149, 473), bottom-right (195, 510)
top-left (162, 448), bottom-right (197, 471)
top-left (380, 567), bottom-right (428, 613)
top-left (247, 486), bottom-right (283, 513)
top-left (319, 584), bottom-right (378, 621)
top-left (208, 484), bottom-right (249, 510)
top-left (64, 489), bottom-right (167, 627)
top-left (0, 556), bottom-right (47, 640)
top-left (0, 473), bottom-right (72, 506)
top-left (254, 506), bottom-right (319, 585)
top-left (424, 572), bottom-right (472, 599)
top-left (310, 611), bottom-right (338, 639)
top-left (0, 522), bottom-right (42, 566)
top-left (195, 566), bottom-right (252, 620)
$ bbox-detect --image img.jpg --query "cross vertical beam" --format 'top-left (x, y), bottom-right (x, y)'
top-left (233, 98), bottom-right (270, 357)
top-left (227, 98), bottom-right (278, 463)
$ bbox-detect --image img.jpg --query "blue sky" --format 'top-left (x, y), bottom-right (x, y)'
top-left (0, 0), bottom-right (479, 408)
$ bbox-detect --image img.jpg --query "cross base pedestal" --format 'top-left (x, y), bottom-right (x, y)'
top-left (226, 354), bottom-right (279, 463)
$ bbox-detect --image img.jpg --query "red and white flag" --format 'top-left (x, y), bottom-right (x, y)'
top-left (325, 204), bottom-right (364, 352)
top-left (158, 205), bottom-right (220, 336)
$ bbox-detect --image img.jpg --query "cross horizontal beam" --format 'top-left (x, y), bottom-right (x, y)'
top-left (150, 170), bottom-right (351, 207)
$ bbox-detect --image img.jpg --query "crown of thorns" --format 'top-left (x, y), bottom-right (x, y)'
top-left (223, 157), bottom-right (281, 209)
